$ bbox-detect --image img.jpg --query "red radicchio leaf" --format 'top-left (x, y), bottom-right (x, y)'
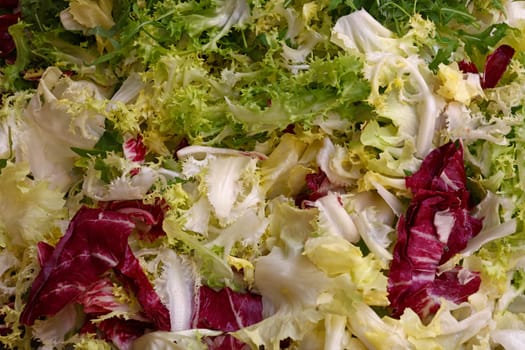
top-left (0, 30), bottom-right (15, 58)
top-left (305, 171), bottom-right (329, 197)
top-left (123, 135), bottom-right (147, 162)
top-left (458, 45), bottom-right (515, 89)
top-left (80, 315), bottom-right (155, 350)
top-left (405, 141), bottom-right (467, 194)
top-left (390, 267), bottom-right (481, 319)
top-left (36, 241), bottom-right (55, 267)
top-left (482, 44), bottom-right (515, 89)
top-left (0, 0), bottom-right (18, 8)
top-left (115, 245), bottom-right (171, 331)
top-left (458, 60), bottom-right (479, 74)
top-left (0, 13), bottom-right (19, 58)
top-left (387, 142), bottom-right (483, 321)
top-left (20, 206), bottom-right (171, 333)
top-left (295, 169), bottom-right (341, 207)
top-left (36, 242), bottom-right (153, 344)
top-left (20, 207), bottom-right (135, 326)
top-left (283, 123), bottom-right (296, 134)
top-left (36, 240), bottom-right (156, 348)
top-left (97, 318), bottom-right (155, 350)
top-left (429, 267), bottom-right (481, 304)
top-left (192, 286), bottom-right (263, 350)
top-left (75, 278), bottom-right (127, 315)
top-left (438, 204), bottom-right (483, 263)
top-left (98, 199), bottom-right (167, 241)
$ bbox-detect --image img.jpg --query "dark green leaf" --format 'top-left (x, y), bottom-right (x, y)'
top-left (20, 0), bottom-right (69, 30)
top-left (70, 147), bottom-right (107, 158)
top-left (94, 158), bottom-right (119, 184)
top-left (94, 120), bottom-right (124, 152)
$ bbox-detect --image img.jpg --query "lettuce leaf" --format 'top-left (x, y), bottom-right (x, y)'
top-left (304, 235), bottom-right (388, 306)
top-left (0, 162), bottom-right (65, 250)
top-left (65, 0), bottom-right (115, 31)
top-left (15, 67), bottom-right (108, 191)
top-left (138, 248), bottom-right (196, 332)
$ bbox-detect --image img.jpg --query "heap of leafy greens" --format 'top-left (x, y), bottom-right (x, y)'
top-left (2, 0), bottom-right (525, 349)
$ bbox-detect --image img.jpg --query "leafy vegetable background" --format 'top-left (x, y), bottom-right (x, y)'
top-left (1, 0), bottom-right (525, 349)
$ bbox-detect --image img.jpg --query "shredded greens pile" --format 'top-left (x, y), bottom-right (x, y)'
top-left (2, 0), bottom-right (525, 349)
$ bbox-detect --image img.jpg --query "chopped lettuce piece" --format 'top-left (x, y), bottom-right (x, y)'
top-left (162, 214), bottom-right (234, 287)
top-left (64, 0), bottom-right (115, 31)
top-left (140, 248), bottom-right (196, 332)
top-left (304, 235), bottom-right (388, 306)
top-left (132, 329), bottom-right (218, 350)
top-left (260, 133), bottom-right (319, 199)
top-left (0, 162), bottom-right (66, 250)
top-left (314, 191), bottom-right (359, 243)
top-left (233, 308), bottom-right (323, 350)
top-left (81, 153), bottom-right (162, 201)
top-left (14, 67), bottom-right (108, 191)
top-left (398, 301), bottom-right (492, 349)
top-left (254, 246), bottom-right (330, 314)
top-left (331, 9), bottom-right (414, 56)
top-left (436, 62), bottom-right (484, 104)
top-left (32, 303), bottom-right (81, 349)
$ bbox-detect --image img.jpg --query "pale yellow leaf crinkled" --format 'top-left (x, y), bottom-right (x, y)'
top-left (0, 162), bottom-right (66, 250)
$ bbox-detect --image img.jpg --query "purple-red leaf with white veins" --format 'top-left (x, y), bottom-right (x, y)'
top-left (20, 206), bottom-right (171, 333)
top-left (36, 241), bottom-right (54, 268)
top-left (295, 169), bottom-right (343, 208)
top-left (75, 277), bottom-right (128, 315)
top-left (116, 244), bottom-right (170, 330)
top-left (97, 318), bottom-right (156, 350)
top-left (387, 142), bottom-right (482, 321)
top-left (23, 201), bottom-right (263, 349)
top-left (20, 207), bottom-right (135, 325)
top-left (457, 60), bottom-right (479, 74)
top-left (123, 135), bottom-right (147, 162)
top-left (192, 286), bottom-right (263, 350)
top-left (99, 199), bottom-right (167, 241)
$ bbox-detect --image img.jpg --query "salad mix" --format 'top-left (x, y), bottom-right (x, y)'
top-left (1, 0), bottom-right (525, 349)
